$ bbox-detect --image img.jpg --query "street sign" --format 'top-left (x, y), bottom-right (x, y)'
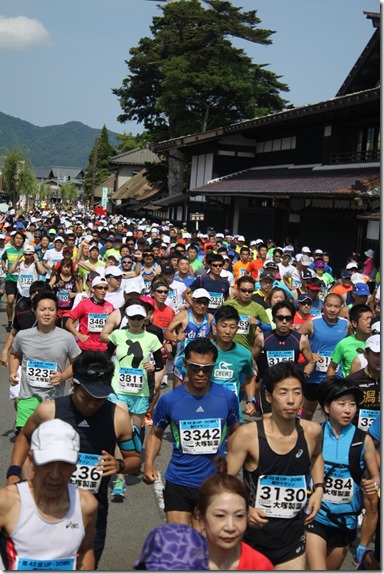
top-left (101, 187), bottom-right (109, 209)
top-left (190, 212), bottom-right (204, 221)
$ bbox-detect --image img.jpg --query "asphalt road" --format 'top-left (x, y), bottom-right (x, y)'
top-left (0, 301), bottom-right (366, 570)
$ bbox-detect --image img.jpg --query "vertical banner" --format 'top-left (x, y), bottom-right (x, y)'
top-left (101, 187), bottom-right (109, 209)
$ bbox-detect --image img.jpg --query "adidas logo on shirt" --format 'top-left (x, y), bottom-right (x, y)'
top-left (196, 406), bottom-right (204, 413)
top-left (78, 420), bottom-right (90, 428)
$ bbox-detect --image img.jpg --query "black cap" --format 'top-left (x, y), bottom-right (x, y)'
top-left (297, 293), bottom-right (312, 304)
top-left (301, 269), bottom-right (313, 280)
top-left (161, 264), bottom-right (175, 275)
top-left (259, 272), bottom-right (274, 282)
top-left (318, 377), bottom-right (364, 409)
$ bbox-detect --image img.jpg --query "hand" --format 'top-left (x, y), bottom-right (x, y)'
top-left (95, 450), bottom-right (120, 477)
top-left (50, 370), bottom-right (63, 386)
top-left (77, 333), bottom-right (90, 343)
top-left (248, 507), bottom-right (268, 528)
top-left (176, 333), bottom-right (186, 342)
top-left (245, 402), bottom-right (256, 416)
top-left (143, 360), bottom-right (155, 373)
top-left (361, 478), bottom-right (379, 497)
top-left (0, 351), bottom-right (9, 366)
top-left (7, 475), bottom-right (21, 486)
top-left (312, 353), bottom-right (322, 363)
top-left (9, 372), bottom-right (19, 386)
top-left (143, 465), bottom-right (159, 485)
top-left (304, 491), bottom-right (322, 525)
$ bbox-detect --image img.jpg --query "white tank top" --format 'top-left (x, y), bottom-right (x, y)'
top-left (5, 481), bottom-right (85, 570)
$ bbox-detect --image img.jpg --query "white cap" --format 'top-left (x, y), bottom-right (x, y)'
top-left (104, 265), bottom-right (123, 277)
top-left (31, 420), bottom-right (80, 466)
top-left (371, 319), bottom-right (380, 334)
top-left (301, 246), bottom-right (311, 253)
top-left (300, 255), bottom-right (312, 266)
top-left (54, 236), bottom-right (65, 242)
top-left (192, 288), bottom-right (211, 300)
top-left (346, 262), bottom-right (358, 270)
top-left (351, 272), bottom-right (366, 285)
top-left (125, 304), bottom-right (147, 318)
top-left (23, 246), bottom-right (35, 254)
top-left (313, 249), bottom-right (323, 255)
top-left (237, 235), bottom-right (245, 242)
top-left (365, 334), bottom-right (380, 353)
top-left (364, 249), bottom-right (375, 259)
top-left (183, 232), bottom-right (191, 239)
top-left (0, 233), bottom-right (5, 239)
top-left (92, 276), bottom-right (108, 288)
top-left (215, 233), bottom-right (224, 238)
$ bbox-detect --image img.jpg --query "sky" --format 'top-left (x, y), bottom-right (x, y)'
top-left (0, 0), bottom-right (380, 136)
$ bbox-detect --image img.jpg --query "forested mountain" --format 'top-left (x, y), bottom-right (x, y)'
top-left (0, 112), bottom-right (120, 168)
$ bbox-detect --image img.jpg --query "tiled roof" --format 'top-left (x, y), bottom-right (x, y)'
top-left (190, 166), bottom-right (380, 197)
top-left (111, 169), bottom-right (161, 202)
top-left (108, 148), bottom-right (159, 165)
top-left (93, 173), bottom-right (116, 199)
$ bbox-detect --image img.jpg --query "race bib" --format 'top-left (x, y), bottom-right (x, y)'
top-left (266, 350), bottom-right (294, 366)
top-left (15, 557), bottom-right (75, 571)
top-left (208, 292), bottom-right (224, 309)
top-left (180, 418), bottom-right (221, 454)
top-left (220, 381), bottom-right (238, 395)
top-left (26, 360), bottom-right (57, 388)
top-left (237, 315), bottom-right (250, 334)
top-left (315, 352), bottom-right (332, 372)
top-left (239, 268), bottom-right (247, 277)
top-left (255, 474), bottom-right (307, 518)
top-left (70, 452), bottom-right (102, 493)
top-left (57, 290), bottom-right (71, 308)
top-left (87, 313), bottom-right (108, 332)
top-left (19, 274), bottom-right (34, 288)
top-left (358, 408), bottom-right (378, 431)
top-left (118, 367), bottom-right (144, 394)
top-left (168, 290), bottom-right (177, 306)
top-left (323, 466), bottom-right (354, 504)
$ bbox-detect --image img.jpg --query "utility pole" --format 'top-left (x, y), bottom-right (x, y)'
top-left (90, 137), bottom-right (99, 208)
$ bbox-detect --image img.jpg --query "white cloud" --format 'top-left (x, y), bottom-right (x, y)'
top-left (0, 15), bottom-right (51, 50)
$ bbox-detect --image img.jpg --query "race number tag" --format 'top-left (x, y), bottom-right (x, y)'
top-left (180, 418), bottom-right (221, 454)
top-left (19, 274), bottom-right (34, 288)
top-left (255, 474), bottom-right (307, 518)
top-left (87, 313), bottom-right (108, 332)
top-left (57, 290), bottom-right (71, 308)
top-left (315, 352), bottom-right (332, 372)
top-left (70, 452), bottom-right (102, 493)
top-left (220, 381), bottom-right (238, 396)
top-left (168, 289), bottom-right (177, 307)
top-left (358, 409), bottom-right (378, 431)
top-left (26, 360), bottom-right (57, 388)
top-left (118, 368), bottom-right (144, 394)
top-left (266, 350), bottom-right (294, 366)
top-left (237, 315), bottom-right (250, 334)
top-left (15, 557), bottom-right (75, 571)
top-left (323, 465), bottom-right (354, 504)
top-left (208, 292), bottom-right (224, 309)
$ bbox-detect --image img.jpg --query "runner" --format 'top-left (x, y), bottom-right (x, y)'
top-left (226, 362), bottom-right (324, 570)
top-left (8, 291), bottom-right (81, 433)
top-left (0, 419), bottom-right (97, 570)
top-left (164, 288), bottom-right (212, 388)
top-left (305, 377), bottom-right (379, 570)
top-left (184, 253), bottom-right (230, 315)
top-left (297, 293), bottom-right (349, 420)
top-left (143, 337), bottom-right (240, 526)
top-left (252, 300), bottom-right (314, 416)
top-left (7, 351), bottom-right (142, 567)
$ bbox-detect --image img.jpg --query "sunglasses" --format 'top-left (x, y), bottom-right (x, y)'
top-left (275, 315), bottom-right (293, 322)
top-left (155, 290), bottom-right (168, 294)
top-left (298, 301), bottom-right (311, 305)
top-left (211, 263), bottom-right (223, 268)
top-left (185, 361), bottom-right (215, 374)
top-left (239, 288), bottom-right (253, 293)
top-left (94, 286), bottom-right (108, 290)
top-left (128, 315), bottom-right (145, 321)
top-left (122, 259), bottom-right (133, 263)
top-left (193, 299), bottom-right (209, 305)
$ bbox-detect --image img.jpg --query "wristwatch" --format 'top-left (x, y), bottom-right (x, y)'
top-left (116, 458), bottom-right (125, 474)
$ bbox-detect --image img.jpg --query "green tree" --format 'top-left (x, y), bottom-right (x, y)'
top-left (59, 181), bottom-right (78, 206)
top-left (114, 0), bottom-right (288, 139)
top-left (113, 0), bottom-right (289, 193)
top-left (115, 132), bottom-right (150, 154)
top-left (2, 147), bottom-right (35, 205)
top-left (83, 125), bottom-right (117, 198)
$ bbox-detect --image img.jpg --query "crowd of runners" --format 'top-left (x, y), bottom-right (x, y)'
top-left (0, 205), bottom-right (380, 570)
